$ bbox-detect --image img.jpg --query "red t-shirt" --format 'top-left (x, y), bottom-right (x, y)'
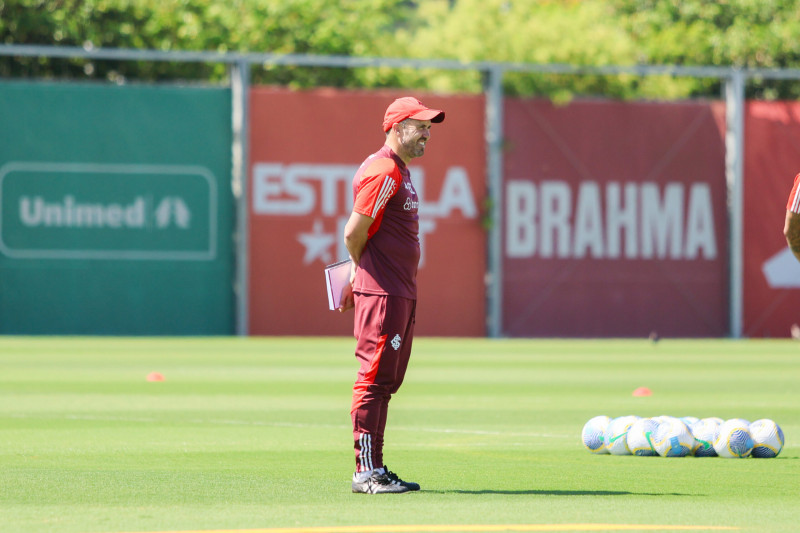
top-left (351, 144), bottom-right (420, 299)
top-left (787, 173), bottom-right (800, 214)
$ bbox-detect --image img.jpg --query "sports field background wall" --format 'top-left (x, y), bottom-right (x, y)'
top-left (501, 99), bottom-right (729, 337)
top-left (247, 88), bottom-right (486, 337)
top-left (0, 82), bottom-right (235, 335)
top-left (743, 101), bottom-right (800, 338)
top-left (1, 81), bottom-right (799, 337)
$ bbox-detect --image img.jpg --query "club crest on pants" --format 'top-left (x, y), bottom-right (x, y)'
top-left (390, 334), bottom-right (402, 350)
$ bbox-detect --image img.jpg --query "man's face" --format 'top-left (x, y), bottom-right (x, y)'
top-left (396, 119), bottom-right (432, 159)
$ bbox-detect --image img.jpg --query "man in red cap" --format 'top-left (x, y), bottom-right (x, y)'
top-left (339, 97), bottom-right (444, 494)
top-left (785, 172), bottom-right (800, 262)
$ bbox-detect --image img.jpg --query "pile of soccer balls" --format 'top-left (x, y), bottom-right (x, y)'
top-left (582, 415), bottom-right (784, 458)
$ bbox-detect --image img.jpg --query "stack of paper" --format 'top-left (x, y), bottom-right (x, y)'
top-left (324, 259), bottom-right (352, 310)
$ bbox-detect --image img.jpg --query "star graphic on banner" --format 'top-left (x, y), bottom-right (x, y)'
top-left (297, 219), bottom-right (335, 265)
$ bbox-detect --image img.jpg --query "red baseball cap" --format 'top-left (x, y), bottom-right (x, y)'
top-left (382, 97), bottom-right (445, 132)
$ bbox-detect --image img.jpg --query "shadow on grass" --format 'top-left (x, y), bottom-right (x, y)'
top-left (426, 489), bottom-right (692, 496)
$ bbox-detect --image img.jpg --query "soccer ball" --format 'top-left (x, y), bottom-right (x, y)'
top-left (749, 419), bottom-right (784, 458)
top-left (581, 415), bottom-right (611, 454)
top-left (714, 418), bottom-right (754, 458)
top-left (652, 417), bottom-right (695, 457)
top-left (680, 416), bottom-right (700, 427)
top-left (651, 415), bottom-right (674, 424)
top-left (626, 418), bottom-right (659, 456)
top-left (604, 415), bottom-right (639, 455)
top-left (690, 418), bottom-right (721, 457)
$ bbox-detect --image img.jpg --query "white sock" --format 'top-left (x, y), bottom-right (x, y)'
top-left (354, 469), bottom-right (373, 482)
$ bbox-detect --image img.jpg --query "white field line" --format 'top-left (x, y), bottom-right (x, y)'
top-left (116, 523), bottom-right (739, 533)
top-left (10, 413), bottom-right (568, 439)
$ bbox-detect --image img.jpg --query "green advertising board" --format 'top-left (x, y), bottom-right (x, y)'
top-left (0, 81), bottom-right (234, 335)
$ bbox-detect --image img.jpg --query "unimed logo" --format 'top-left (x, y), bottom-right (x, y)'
top-left (0, 162), bottom-right (216, 260)
top-left (18, 196), bottom-right (190, 230)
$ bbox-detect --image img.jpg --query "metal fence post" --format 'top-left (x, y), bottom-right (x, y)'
top-left (725, 69), bottom-right (745, 338)
top-left (231, 60), bottom-right (251, 336)
top-left (485, 66), bottom-right (504, 338)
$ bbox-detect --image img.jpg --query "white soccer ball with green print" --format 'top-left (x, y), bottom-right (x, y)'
top-left (581, 415), bottom-right (611, 454)
top-left (626, 417), bottom-right (659, 456)
top-left (604, 415), bottom-right (639, 455)
top-left (652, 417), bottom-right (695, 457)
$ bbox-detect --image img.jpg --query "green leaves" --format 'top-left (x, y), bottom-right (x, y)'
top-left (3, 0), bottom-right (800, 98)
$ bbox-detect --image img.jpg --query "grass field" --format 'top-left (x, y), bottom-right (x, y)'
top-left (1, 336), bottom-right (798, 533)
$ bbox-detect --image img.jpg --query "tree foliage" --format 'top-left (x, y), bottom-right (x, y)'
top-left (2, 0), bottom-right (800, 99)
top-left (0, 0), bottom-right (413, 86)
top-left (609, 0), bottom-right (800, 99)
top-left (388, 0), bottom-right (677, 100)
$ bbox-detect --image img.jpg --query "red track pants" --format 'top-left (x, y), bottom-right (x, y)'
top-left (350, 292), bottom-right (416, 472)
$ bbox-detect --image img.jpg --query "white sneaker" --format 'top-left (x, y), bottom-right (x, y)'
top-left (351, 469), bottom-right (410, 494)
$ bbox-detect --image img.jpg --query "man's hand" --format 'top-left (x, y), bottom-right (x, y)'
top-left (338, 283), bottom-right (354, 312)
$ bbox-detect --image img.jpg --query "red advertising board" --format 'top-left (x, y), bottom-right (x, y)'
top-left (248, 88), bottom-right (486, 336)
top-left (502, 98), bottom-right (728, 337)
top-left (743, 101), bottom-right (800, 337)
